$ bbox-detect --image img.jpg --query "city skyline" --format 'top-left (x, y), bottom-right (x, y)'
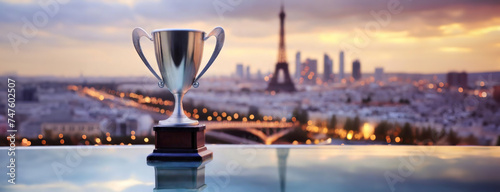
top-left (1, 0), bottom-right (499, 77)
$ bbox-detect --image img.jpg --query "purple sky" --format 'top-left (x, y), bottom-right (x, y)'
top-left (0, 0), bottom-right (499, 77)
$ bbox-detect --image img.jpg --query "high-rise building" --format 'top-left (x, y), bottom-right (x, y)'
top-left (352, 60), bottom-right (361, 81)
top-left (301, 58), bottom-right (317, 84)
top-left (447, 72), bottom-right (468, 88)
top-left (266, 3), bottom-right (296, 92)
top-left (375, 67), bottom-right (384, 82)
top-left (246, 66), bottom-right (251, 80)
top-left (494, 85), bottom-right (500, 103)
top-left (236, 63), bottom-right (244, 78)
top-left (339, 51), bottom-right (344, 81)
top-left (295, 51), bottom-right (301, 79)
top-left (323, 53), bottom-right (333, 82)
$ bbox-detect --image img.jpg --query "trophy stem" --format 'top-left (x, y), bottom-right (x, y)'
top-left (172, 92), bottom-right (185, 119)
top-left (159, 92), bottom-right (198, 126)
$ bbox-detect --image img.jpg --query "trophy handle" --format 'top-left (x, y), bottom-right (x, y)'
top-left (193, 27), bottom-right (225, 88)
top-left (132, 27), bottom-right (164, 88)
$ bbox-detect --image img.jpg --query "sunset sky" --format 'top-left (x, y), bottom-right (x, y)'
top-left (0, 0), bottom-right (499, 77)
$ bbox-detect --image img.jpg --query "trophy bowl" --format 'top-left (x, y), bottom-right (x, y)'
top-left (133, 27), bottom-right (225, 126)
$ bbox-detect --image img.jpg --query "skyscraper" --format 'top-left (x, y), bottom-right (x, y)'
top-left (352, 59), bottom-right (361, 81)
top-left (339, 51), bottom-right (344, 81)
top-left (266, 3), bottom-right (296, 92)
top-left (295, 51), bottom-right (301, 79)
top-left (323, 53), bottom-right (333, 82)
top-left (302, 58), bottom-right (317, 84)
top-left (246, 66), bottom-right (251, 80)
top-left (494, 85), bottom-right (500, 103)
top-left (236, 63), bottom-right (244, 78)
top-left (447, 72), bottom-right (468, 88)
top-left (375, 67), bottom-right (384, 82)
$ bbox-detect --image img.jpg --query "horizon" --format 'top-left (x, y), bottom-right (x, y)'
top-left (2, 70), bottom-right (500, 79)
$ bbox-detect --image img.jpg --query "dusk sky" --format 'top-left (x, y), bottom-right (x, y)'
top-left (0, 0), bottom-right (499, 77)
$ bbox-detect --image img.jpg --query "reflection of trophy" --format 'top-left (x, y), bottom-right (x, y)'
top-left (133, 27), bottom-right (224, 126)
top-left (148, 160), bottom-right (210, 192)
top-left (133, 27), bottom-right (224, 162)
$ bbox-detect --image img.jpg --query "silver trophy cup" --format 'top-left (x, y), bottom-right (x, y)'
top-left (132, 27), bottom-right (224, 126)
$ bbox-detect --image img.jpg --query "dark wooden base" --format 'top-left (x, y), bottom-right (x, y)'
top-left (147, 124), bottom-right (213, 163)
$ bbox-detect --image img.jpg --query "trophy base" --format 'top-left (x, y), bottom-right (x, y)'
top-left (147, 124), bottom-right (213, 163)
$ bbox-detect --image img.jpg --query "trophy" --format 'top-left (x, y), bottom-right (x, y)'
top-left (133, 27), bottom-right (224, 162)
top-left (132, 27), bottom-right (224, 126)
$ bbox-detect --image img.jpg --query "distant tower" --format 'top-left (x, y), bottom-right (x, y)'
top-left (352, 60), bottom-right (361, 81)
top-left (302, 58), bottom-right (317, 84)
top-left (339, 51), bottom-right (344, 81)
top-left (493, 85), bottom-right (500, 103)
top-left (295, 51), bottom-right (301, 79)
top-left (236, 64), bottom-right (244, 79)
top-left (267, 3), bottom-right (296, 92)
top-left (446, 71), bottom-right (468, 88)
top-left (323, 53), bottom-right (333, 82)
top-left (246, 66), bottom-right (251, 80)
top-left (375, 67), bottom-right (384, 82)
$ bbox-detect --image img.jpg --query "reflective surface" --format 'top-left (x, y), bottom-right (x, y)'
top-left (1, 145), bottom-right (499, 192)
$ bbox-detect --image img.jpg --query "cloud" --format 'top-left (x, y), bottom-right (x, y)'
top-left (439, 47), bottom-right (471, 53)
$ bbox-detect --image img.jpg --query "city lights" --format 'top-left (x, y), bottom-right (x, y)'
top-left (347, 131), bottom-right (353, 140)
top-left (481, 92), bottom-right (487, 98)
top-left (361, 123), bottom-right (374, 140)
top-left (395, 137), bottom-right (401, 143)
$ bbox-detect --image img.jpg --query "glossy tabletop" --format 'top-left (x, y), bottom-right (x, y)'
top-left (1, 145), bottom-right (499, 192)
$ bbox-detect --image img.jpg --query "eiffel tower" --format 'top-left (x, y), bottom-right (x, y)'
top-left (266, 3), bottom-right (296, 93)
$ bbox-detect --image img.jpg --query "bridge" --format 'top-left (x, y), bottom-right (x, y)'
top-left (202, 121), bottom-right (297, 144)
top-left (74, 87), bottom-right (298, 144)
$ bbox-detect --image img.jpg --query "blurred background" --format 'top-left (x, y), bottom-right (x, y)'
top-left (0, 0), bottom-right (499, 146)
